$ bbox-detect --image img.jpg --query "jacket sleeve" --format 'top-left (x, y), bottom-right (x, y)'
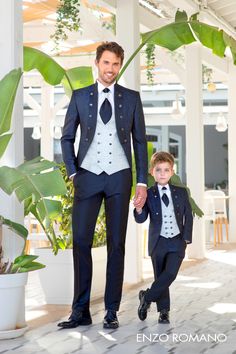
top-left (182, 189), bottom-right (193, 243)
top-left (132, 93), bottom-right (148, 185)
top-left (61, 91), bottom-right (80, 177)
top-left (133, 202), bottom-right (149, 223)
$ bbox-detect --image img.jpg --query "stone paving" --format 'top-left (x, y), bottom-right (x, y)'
top-left (0, 244), bottom-right (236, 354)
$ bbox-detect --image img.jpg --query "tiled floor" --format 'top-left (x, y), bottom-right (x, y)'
top-left (1, 243), bottom-right (236, 353)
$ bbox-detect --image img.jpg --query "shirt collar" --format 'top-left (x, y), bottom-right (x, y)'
top-left (97, 80), bottom-right (115, 95)
top-left (157, 183), bottom-right (170, 193)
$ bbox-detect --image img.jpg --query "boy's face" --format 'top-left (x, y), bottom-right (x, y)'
top-left (151, 161), bottom-right (174, 186)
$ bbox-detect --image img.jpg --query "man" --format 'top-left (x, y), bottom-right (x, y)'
top-left (58, 42), bottom-right (148, 329)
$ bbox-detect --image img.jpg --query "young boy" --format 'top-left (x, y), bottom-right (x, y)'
top-left (134, 151), bottom-right (193, 324)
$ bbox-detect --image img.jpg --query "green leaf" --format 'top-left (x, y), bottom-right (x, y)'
top-left (0, 68), bottom-right (22, 135)
top-left (17, 156), bottom-right (57, 174)
top-left (190, 21), bottom-right (226, 57)
top-left (190, 12), bottom-right (199, 21)
top-left (17, 262), bottom-right (45, 273)
top-left (175, 10), bottom-right (188, 23)
top-left (223, 32), bottom-right (236, 64)
top-left (0, 133), bottom-right (12, 159)
top-left (0, 166), bottom-right (25, 195)
top-left (11, 255), bottom-right (45, 273)
top-left (37, 198), bottom-right (62, 222)
top-left (0, 215), bottom-right (28, 239)
top-left (62, 66), bottom-right (94, 97)
top-left (13, 254), bottom-right (38, 267)
top-left (0, 158), bottom-right (66, 227)
top-left (23, 47), bottom-right (65, 85)
top-left (170, 174), bottom-right (204, 217)
top-left (14, 169), bottom-right (66, 202)
top-left (142, 22), bottom-right (195, 51)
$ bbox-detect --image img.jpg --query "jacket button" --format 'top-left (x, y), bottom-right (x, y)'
top-left (124, 139), bottom-right (127, 143)
top-left (119, 104), bottom-right (122, 108)
top-left (90, 92), bottom-right (94, 96)
top-left (87, 126), bottom-right (91, 130)
top-left (85, 138), bottom-right (88, 141)
top-left (156, 212), bottom-right (158, 215)
top-left (121, 127), bottom-right (124, 131)
top-left (120, 115), bottom-right (123, 119)
top-left (89, 114), bottom-right (92, 118)
top-left (89, 103), bottom-right (93, 106)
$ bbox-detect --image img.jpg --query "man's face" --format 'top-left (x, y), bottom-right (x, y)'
top-left (151, 162), bottom-right (174, 186)
top-left (95, 50), bottom-right (122, 86)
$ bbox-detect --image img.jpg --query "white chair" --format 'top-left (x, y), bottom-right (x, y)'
top-left (204, 190), bottom-right (229, 246)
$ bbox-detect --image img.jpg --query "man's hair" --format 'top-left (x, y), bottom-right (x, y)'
top-left (150, 151), bottom-right (175, 170)
top-left (96, 42), bottom-right (124, 65)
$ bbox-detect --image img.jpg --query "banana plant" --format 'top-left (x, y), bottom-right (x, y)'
top-left (118, 10), bottom-right (236, 79)
top-left (0, 216), bottom-right (45, 273)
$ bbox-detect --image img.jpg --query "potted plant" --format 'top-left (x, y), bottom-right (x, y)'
top-left (0, 216), bottom-right (45, 335)
top-left (0, 66), bottom-right (69, 337)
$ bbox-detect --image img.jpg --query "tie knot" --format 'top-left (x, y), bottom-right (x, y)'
top-left (103, 88), bottom-right (110, 93)
top-left (162, 186), bottom-right (167, 191)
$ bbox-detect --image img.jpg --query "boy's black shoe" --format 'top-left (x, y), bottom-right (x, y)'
top-left (103, 310), bottom-right (119, 329)
top-left (158, 309), bottom-right (170, 324)
top-left (138, 289), bottom-right (151, 321)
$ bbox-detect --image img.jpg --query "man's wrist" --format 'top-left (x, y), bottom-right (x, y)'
top-left (137, 183), bottom-right (147, 187)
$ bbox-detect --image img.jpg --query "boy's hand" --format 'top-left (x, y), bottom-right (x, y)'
top-left (135, 207), bottom-right (143, 215)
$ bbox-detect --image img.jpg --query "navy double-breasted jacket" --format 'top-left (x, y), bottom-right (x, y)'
top-left (134, 183), bottom-right (193, 256)
top-left (61, 82), bottom-right (148, 184)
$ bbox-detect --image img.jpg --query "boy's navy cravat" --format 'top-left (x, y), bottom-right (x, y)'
top-left (161, 186), bottom-right (169, 207)
top-left (99, 88), bottom-right (112, 124)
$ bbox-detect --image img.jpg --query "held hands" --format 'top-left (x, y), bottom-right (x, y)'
top-left (133, 185), bottom-right (147, 213)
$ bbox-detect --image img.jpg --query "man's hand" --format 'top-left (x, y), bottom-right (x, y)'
top-left (133, 185), bottom-right (147, 209)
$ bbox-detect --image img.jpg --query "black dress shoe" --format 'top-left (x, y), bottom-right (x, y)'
top-left (103, 310), bottom-right (119, 329)
top-left (158, 309), bottom-right (170, 324)
top-left (138, 289), bottom-right (151, 321)
top-left (58, 311), bottom-right (92, 329)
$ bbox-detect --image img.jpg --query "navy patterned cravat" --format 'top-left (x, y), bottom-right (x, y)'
top-left (99, 88), bottom-right (112, 124)
top-left (161, 186), bottom-right (169, 207)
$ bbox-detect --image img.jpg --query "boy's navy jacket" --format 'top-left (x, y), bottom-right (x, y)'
top-left (134, 183), bottom-right (193, 256)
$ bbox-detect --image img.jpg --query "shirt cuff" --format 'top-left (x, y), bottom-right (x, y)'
top-left (137, 183), bottom-right (147, 187)
top-left (69, 173), bottom-right (76, 179)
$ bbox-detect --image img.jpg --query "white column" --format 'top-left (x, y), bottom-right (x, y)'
top-left (0, 0), bottom-right (24, 259)
top-left (40, 82), bottom-right (54, 160)
top-left (0, 0), bottom-right (26, 328)
top-left (116, 0), bottom-right (140, 90)
top-left (228, 63), bottom-right (236, 242)
top-left (116, 0), bottom-right (143, 282)
top-left (185, 43), bottom-right (205, 259)
top-left (161, 126), bottom-right (169, 151)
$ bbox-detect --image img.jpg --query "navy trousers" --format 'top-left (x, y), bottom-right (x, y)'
top-left (145, 234), bottom-right (186, 311)
top-left (71, 168), bottom-right (132, 316)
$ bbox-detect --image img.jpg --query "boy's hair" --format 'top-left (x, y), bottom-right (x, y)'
top-left (96, 42), bottom-right (124, 65)
top-left (150, 151), bottom-right (174, 171)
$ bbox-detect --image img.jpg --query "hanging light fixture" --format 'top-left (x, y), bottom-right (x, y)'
top-left (171, 93), bottom-right (185, 119)
top-left (207, 82), bottom-right (216, 92)
top-left (31, 125), bottom-right (41, 140)
top-left (215, 112), bottom-right (227, 132)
